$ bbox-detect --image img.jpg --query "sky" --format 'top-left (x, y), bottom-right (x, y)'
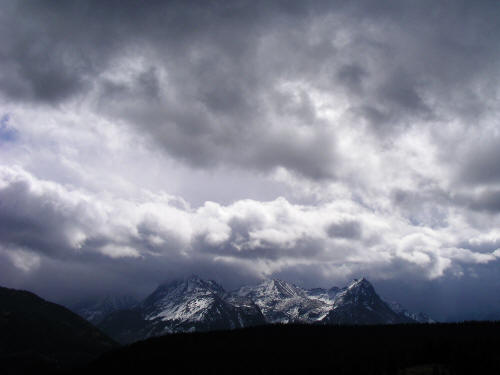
top-left (1, 0), bottom-right (500, 321)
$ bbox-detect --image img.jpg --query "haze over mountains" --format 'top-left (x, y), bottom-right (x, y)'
top-left (75, 295), bottom-right (139, 325)
top-left (75, 276), bottom-right (432, 344)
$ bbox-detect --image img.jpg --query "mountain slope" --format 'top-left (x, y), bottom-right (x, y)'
top-left (142, 276), bottom-right (253, 334)
top-left (93, 276), bottom-right (431, 343)
top-left (234, 279), bottom-right (330, 323)
top-left (74, 294), bottom-right (138, 324)
top-left (321, 278), bottom-right (414, 325)
top-left (0, 286), bottom-right (117, 374)
top-left (386, 300), bottom-right (435, 323)
top-left (305, 286), bottom-right (340, 304)
top-left (98, 276), bottom-right (266, 343)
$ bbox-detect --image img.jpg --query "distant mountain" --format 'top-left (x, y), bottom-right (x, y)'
top-left (92, 276), bottom-right (431, 343)
top-left (386, 300), bottom-right (435, 323)
top-left (74, 294), bottom-right (138, 324)
top-left (0, 286), bottom-right (116, 374)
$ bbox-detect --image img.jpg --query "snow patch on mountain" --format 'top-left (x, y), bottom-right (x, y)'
top-left (142, 276), bottom-right (223, 322)
top-left (234, 279), bottom-right (331, 323)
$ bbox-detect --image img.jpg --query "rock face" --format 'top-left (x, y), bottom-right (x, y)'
top-left (234, 279), bottom-right (331, 323)
top-left (91, 276), bottom-right (431, 344)
top-left (140, 275), bottom-right (266, 334)
top-left (0, 286), bottom-right (117, 373)
top-left (321, 278), bottom-right (415, 325)
top-left (98, 276), bottom-right (267, 343)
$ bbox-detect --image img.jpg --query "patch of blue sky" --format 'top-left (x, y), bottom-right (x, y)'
top-left (0, 114), bottom-right (18, 142)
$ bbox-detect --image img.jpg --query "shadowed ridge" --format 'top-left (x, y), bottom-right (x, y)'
top-left (322, 278), bottom-right (415, 325)
top-left (0, 285), bottom-right (117, 374)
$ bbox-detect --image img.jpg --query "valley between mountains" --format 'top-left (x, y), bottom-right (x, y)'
top-left (75, 276), bottom-right (432, 344)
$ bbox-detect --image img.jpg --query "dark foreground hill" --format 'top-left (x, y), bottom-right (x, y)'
top-left (76, 322), bottom-right (500, 375)
top-left (0, 286), bottom-right (117, 375)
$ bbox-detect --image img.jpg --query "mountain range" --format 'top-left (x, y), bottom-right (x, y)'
top-left (77, 276), bottom-right (433, 344)
top-left (2, 282), bottom-right (498, 375)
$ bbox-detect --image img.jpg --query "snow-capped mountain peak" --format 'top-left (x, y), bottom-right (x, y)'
top-left (347, 277), bottom-right (373, 291)
top-left (343, 278), bottom-right (375, 296)
top-left (321, 278), bottom-right (418, 325)
top-left (332, 278), bottom-right (383, 308)
top-left (163, 275), bottom-right (223, 292)
top-left (86, 276), bottom-right (434, 344)
top-left (141, 276), bottom-right (225, 322)
top-left (237, 279), bottom-right (305, 300)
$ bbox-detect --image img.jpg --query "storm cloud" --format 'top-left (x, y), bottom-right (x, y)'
top-left (2, 1), bottom-right (500, 320)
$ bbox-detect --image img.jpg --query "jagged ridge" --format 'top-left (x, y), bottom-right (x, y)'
top-left (83, 276), bottom-right (431, 344)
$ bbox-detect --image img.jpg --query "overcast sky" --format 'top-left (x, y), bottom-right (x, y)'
top-left (1, 1), bottom-right (500, 320)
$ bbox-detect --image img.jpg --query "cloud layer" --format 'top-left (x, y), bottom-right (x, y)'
top-left (2, 1), bottom-right (500, 320)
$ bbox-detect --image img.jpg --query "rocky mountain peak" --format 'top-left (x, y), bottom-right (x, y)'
top-left (265, 279), bottom-right (304, 298)
top-left (348, 278), bottom-right (375, 292)
top-left (82, 276), bottom-right (433, 344)
top-left (335, 278), bottom-right (379, 305)
top-left (235, 278), bottom-right (302, 300)
top-left (152, 275), bottom-right (224, 298)
top-left (348, 277), bottom-right (373, 289)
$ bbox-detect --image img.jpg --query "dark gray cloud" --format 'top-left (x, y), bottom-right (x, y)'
top-left (0, 178), bottom-right (82, 257)
top-left (458, 139), bottom-right (500, 186)
top-left (2, 1), bottom-right (499, 178)
top-left (326, 220), bottom-right (362, 240)
top-left (459, 190), bottom-right (500, 214)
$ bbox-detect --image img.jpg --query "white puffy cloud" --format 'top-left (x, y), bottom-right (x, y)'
top-left (1, 166), bottom-right (499, 290)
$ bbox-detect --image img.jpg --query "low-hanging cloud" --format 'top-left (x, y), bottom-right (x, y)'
top-left (2, 166), bottom-right (500, 317)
